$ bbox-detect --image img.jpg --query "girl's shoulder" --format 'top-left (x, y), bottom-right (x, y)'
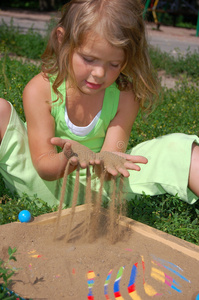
top-left (108, 82), bottom-right (135, 102)
top-left (107, 82), bottom-right (138, 113)
top-left (117, 88), bottom-right (139, 118)
top-left (23, 73), bottom-right (51, 107)
top-left (119, 88), bottom-right (136, 106)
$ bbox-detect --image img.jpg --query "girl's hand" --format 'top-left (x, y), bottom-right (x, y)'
top-left (51, 138), bottom-right (147, 178)
top-left (51, 137), bottom-right (100, 169)
top-left (96, 151), bottom-right (148, 178)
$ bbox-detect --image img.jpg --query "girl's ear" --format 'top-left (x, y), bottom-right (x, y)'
top-left (56, 27), bottom-right (65, 44)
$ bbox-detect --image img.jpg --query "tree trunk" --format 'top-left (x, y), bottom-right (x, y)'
top-left (39, 0), bottom-right (55, 11)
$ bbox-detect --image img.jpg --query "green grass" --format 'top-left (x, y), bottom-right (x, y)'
top-left (129, 81), bottom-right (199, 146)
top-left (0, 55), bottom-right (40, 120)
top-left (149, 46), bottom-right (199, 80)
top-left (0, 22), bottom-right (198, 245)
top-left (126, 194), bottom-right (199, 244)
top-left (0, 193), bottom-right (58, 225)
top-left (0, 19), bottom-right (47, 60)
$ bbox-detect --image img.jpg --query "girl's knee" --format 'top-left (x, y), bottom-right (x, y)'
top-left (188, 142), bottom-right (199, 196)
top-left (0, 99), bottom-right (11, 143)
top-left (191, 142), bottom-right (199, 163)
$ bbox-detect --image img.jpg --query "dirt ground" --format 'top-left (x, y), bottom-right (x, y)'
top-left (146, 22), bottom-right (199, 42)
top-left (0, 207), bottom-right (199, 300)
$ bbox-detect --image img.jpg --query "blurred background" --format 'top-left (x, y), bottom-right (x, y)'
top-left (0, 0), bottom-right (69, 11)
top-left (142, 0), bottom-right (199, 30)
top-left (0, 0), bottom-right (198, 31)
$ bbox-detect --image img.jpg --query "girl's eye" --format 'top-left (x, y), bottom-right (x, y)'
top-left (110, 63), bottom-right (120, 68)
top-left (83, 56), bottom-right (94, 63)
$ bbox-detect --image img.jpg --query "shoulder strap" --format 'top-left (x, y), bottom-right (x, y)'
top-left (49, 77), bottom-right (66, 117)
top-left (100, 82), bottom-right (120, 128)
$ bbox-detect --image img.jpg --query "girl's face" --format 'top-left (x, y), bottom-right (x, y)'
top-left (71, 33), bottom-right (125, 95)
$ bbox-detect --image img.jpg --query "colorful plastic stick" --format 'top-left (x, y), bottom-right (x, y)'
top-left (87, 271), bottom-right (96, 300)
top-left (104, 269), bottom-right (113, 300)
top-left (114, 266), bottom-right (125, 300)
top-left (128, 263), bottom-right (141, 300)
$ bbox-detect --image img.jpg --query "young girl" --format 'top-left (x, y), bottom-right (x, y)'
top-left (0, 0), bottom-right (199, 207)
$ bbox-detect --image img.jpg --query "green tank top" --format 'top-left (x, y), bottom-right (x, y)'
top-left (50, 80), bottom-right (120, 153)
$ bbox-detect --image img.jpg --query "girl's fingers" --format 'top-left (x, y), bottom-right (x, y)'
top-left (105, 166), bottom-right (129, 177)
top-left (79, 160), bottom-right (88, 169)
top-left (69, 156), bottom-right (79, 166)
top-left (88, 159), bottom-right (95, 165)
top-left (129, 155), bottom-right (148, 164)
top-left (117, 167), bottom-right (130, 177)
top-left (106, 166), bottom-right (118, 177)
top-left (94, 158), bottom-right (101, 165)
top-left (63, 143), bottom-right (74, 159)
top-left (51, 137), bottom-right (69, 148)
top-left (107, 161), bottom-right (142, 177)
top-left (124, 161), bottom-right (141, 171)
top-left (112, 152), bottom-right (148, 164)
top-left (51, 137), bottom-right (75, 160)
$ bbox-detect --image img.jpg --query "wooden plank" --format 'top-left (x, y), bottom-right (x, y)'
top-left (119, 216), bottom-right (199, 262)
top-left (29, 204), bottom-right (87, 225)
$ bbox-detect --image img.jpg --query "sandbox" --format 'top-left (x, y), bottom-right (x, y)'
top-left (0, 205), bottom-right (199, 300)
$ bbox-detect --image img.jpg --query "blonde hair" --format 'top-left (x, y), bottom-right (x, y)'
top-left (41, 0), bottom-right (159, 113)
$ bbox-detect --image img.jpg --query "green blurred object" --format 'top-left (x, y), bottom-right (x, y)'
top-left (196, 9), bottom-right (199, 36)
top-left (143, 0), bottom-right (151, 19)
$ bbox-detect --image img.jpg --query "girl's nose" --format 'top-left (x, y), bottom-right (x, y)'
top-left (91, 65), bottom-right (106, 78)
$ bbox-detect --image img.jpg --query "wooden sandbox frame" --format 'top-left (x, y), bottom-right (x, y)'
top-left (1, 204), bottom-right (198, 299)
top-left (30, 204), bottom-right (199, 262)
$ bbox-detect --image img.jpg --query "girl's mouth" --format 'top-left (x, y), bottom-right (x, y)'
top-left (85, 81), bottom-right (102, 90)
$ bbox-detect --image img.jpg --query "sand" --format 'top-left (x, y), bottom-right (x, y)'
top-left (0, 206), bottom-right (199, 300)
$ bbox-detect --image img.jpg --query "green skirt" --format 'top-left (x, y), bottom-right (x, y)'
top-left (125, 133), bottom-right (199, 204)
top-left (0, 103), bottom-right (198, 206)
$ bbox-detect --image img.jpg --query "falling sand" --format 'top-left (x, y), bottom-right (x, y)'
top-left (54, 148), bottom-right (126, 245)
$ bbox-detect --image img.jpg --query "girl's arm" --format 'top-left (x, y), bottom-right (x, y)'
top-left (100, 89), bottom-right (148, 177)
top-left (23, 73), bottom-right (78, 181)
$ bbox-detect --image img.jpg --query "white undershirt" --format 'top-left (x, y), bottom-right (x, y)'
top-left (65, 107), bottom-right (102, 136)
